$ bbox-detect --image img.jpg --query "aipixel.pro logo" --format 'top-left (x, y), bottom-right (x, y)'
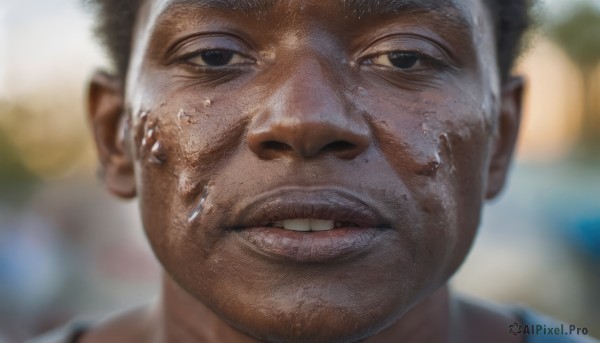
top-left (509, 322), bottom-right (589, 337)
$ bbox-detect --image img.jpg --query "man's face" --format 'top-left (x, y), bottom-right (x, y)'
top-left (90, 0), bottom-right (522, 341)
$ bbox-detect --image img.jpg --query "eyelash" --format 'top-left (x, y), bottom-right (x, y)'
top-left (188, 50), bottom-right (250, 67)
top-left (362, 50), bottom-right (452, 72)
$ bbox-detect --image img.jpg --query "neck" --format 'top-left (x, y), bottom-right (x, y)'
top-left (364, 284), bottom-right (453, 343)
top-left (152, 274), bottom-right (454, 343)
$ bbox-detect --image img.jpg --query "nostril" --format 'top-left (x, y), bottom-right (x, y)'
top-left (322, 141), bottom-right (356, 153)
top-left (263, 141), bottom-right (293, 151)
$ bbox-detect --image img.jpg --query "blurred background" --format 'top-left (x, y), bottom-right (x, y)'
top-left (0, 0), bottom-right (599, 341)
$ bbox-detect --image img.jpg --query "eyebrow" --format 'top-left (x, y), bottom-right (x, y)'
top-left (160, 0), bottom-right (467, 21)
top-left (160, 0), bottom-right (276, 13)
top-left (342, 0), bottom-right (457, 16)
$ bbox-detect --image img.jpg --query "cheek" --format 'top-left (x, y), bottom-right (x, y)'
top-left (126, 93), bottom-right (246, 266)
top-left (359, 88), bottom-right (492, 282)
top-left (128, 80), bottom-right (289, 295)
top-left (415, 131), bottom-right (488, 279)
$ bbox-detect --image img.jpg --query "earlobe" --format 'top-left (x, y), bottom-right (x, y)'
top-left (88, 70), bottom-right (137, 199)
top-left (485, 76), bottom-right (525, 200)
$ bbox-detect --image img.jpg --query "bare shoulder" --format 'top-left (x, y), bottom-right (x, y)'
top-left (79, 304), bottom-right (157, 343)
top-left (453, 295), bottom-right (524, 343)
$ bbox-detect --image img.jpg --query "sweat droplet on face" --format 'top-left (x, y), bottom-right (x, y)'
top-left (135, 115), bottom-right (168, 165)
top-left (440, 133), bottom-right (456, 174)
top-left (134, 110), bottom-right (150, 155)
top-left (149, 141), bottom-right (167, 164)
top-left (142, 129), bottom-right (155, 148)
top-left (139, 110), bottom-right (149, 119)
top-left (188, 186), bottom-right (210, 224)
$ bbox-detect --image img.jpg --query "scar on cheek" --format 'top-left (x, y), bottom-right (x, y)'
top-left (414, 115), bottom-right (442, 177)
top-left (133, 109), bottom-right (168, 165)
top-left (416, 150), bottom-right (441, 177)
top-left (177, 169), bottom-right (208, 201)
top-left (415, 132), bottom-right (459, 177)
top-left (414, 135), bottom-right (458, 178)
top-left (176, 100), bottom-right (213, 128)
top-left (177, 109), bottom-right (198, 127)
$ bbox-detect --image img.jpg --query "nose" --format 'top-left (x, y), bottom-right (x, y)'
top-left (247, 59), bottom-right (371, 160)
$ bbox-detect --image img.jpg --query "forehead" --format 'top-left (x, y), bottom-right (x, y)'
top-left (146, 0), bottom-right (481, 30)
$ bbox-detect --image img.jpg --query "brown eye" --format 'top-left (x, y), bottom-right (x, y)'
top-left (371, 51), bottom-right (422, 69)
top-left (188, 50), bottom-right (246, 67)
top-left (388, 52), bottom-right (420, 68)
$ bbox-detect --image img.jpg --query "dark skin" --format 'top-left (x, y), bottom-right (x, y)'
top-left (86, 0), bottom-right (525, 342)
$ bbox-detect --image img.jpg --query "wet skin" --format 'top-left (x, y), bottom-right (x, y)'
top-left (88, 0), bottom-right (524, 342)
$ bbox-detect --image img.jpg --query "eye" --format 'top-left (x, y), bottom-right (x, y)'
top-left (187, 50), bottom-right (247, 67)
top-left (370, 51), bottom-right (423, 70)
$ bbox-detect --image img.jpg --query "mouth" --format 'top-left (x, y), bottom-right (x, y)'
top-left (265, 219), bottom-right (361, 231)
top-left (227, 187), bottom-right (392, 263)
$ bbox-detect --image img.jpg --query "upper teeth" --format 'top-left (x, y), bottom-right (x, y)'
top-left (270, 219), bottom-right (334, 232)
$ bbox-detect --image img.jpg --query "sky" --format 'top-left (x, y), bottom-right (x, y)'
top-left (0, 0), bottom-right (104, 100)
top-left (0, 6), bottom-right (6, 97)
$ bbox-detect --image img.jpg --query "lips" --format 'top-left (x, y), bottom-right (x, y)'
top-left (229, 187), bottom-right (388, 229)
top-left (226, 187), bottom-right (392, 263)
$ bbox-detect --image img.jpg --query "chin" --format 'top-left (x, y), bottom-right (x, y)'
top-left (228, 309), bottom-right (394, 343)
top-left (201, 283), bottom-right (416, 343)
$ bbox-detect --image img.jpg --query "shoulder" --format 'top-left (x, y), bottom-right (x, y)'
top-left (454, 295), bottom-right (599, 343)
top-left (27, 304), bottom-right (156, 343)
top-left (454, 295), bottom-right (524, 343)
top-left (78, 304), bottom-right (157, 343)
top-left (25, 321), bottom-right (89, 343)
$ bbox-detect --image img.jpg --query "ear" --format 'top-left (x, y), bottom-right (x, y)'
top-left (485, 76), bottom-right (524, 200)
top-left (88, 71), bottom-right (136, 199)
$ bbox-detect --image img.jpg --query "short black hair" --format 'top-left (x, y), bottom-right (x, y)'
top-left (87, 0), bottom-right (533, 82)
